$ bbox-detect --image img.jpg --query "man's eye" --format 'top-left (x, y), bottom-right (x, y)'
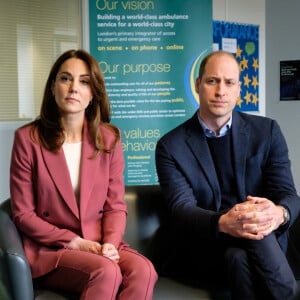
top-left (207, 79), bottom-right (217, 84)
top-left (226, 81), bottom-right (235, 86)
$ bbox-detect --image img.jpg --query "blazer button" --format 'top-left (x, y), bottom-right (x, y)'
top-left (43, 211), bottom-right (50, 217)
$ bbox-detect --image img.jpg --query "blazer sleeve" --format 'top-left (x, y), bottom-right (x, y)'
top-left (260, 119), bottom-right (300, 225)
top-left (155, 133), bottom-right (221, 239)
top-left (101, 136), bottom-right (127, 248)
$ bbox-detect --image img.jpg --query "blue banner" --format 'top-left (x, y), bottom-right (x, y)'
top-left (213, 20), bottom-right (259, 112)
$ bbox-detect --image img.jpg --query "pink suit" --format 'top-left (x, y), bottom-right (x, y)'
top-left (10, 122), bottom-right (157, 299)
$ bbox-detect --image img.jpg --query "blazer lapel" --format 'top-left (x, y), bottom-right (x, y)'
top-left (78, 122), bottom-right (98, 217)
top-left (41, 147), bottom-right (79, 218)
top-left (186, 114), bottom-right (222, 210)
top-left (231, 112), bottom-right (249, 201)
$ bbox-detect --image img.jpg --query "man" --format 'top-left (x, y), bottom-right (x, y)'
top-left (155, 50), bottom-right (300, 299)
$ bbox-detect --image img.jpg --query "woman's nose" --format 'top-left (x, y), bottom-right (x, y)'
top-left (69, 80), bottom-right (79, 93)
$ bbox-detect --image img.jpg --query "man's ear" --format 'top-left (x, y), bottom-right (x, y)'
top-left (195, 77), bottom-right (200, 94)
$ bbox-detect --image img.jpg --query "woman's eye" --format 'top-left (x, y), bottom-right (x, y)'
top-left (81, 79), bottom-right (90, 85)
top-left (59, 75), bottom-right (72, 82)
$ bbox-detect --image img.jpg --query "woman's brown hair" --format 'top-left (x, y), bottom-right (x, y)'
top-left (30, 49), bottom-right (120, 155)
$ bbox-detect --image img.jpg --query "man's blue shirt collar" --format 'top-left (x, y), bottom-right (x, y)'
top-left (197, 112), bottom-right (232, 138)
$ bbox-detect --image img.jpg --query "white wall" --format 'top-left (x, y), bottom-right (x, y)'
top-left (0, 0), bottom-right (267, 202)
top-left (265, 0), bottom-right (300, 191)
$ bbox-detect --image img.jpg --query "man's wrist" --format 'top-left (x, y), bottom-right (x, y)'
top-left (281, 206), bottom-right (290, 225)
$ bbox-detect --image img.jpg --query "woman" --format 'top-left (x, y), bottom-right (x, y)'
top-left (10, 49), bottom-right (157, 299)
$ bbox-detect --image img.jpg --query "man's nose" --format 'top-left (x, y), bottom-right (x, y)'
top-left (216, 82), bottom-right (226, 96)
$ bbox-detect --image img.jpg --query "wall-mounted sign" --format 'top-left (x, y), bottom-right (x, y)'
top-left (89, 0), bottom-right (213, 185)
top-left (280, 60), bottom-right (300, 101)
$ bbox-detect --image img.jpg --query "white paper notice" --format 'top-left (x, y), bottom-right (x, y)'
top-left (222, 38), bottom-right (237, 53)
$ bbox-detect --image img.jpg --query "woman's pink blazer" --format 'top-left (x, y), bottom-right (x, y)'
top-left (10, 121), bottom-right (127, 278)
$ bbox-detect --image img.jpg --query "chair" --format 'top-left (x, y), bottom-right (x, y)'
top-left (0, 198), bottom-right (77, 300)
top-left (8, 188), bottom-right (300, 300)
top-left (0, 194), bottom-right (216, 300)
